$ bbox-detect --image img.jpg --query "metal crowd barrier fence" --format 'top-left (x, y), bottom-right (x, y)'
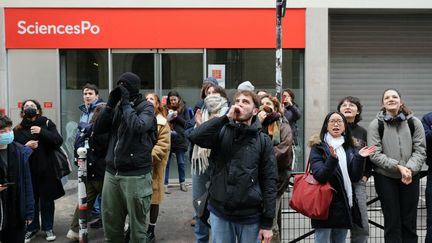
top-left (281, 171), bottom-right (428, 242)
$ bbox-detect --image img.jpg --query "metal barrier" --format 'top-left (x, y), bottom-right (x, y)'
top-left (281, 171), bottom-right (428, 242)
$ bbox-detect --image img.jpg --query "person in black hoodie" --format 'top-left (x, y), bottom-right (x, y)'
top-left (337, 96), bottom-right (371, 243)
top-left (164, 91), bottom-right (191, 193)
top-left (14, 99), bottom-right (64, 242)
top-left (0, 114), bottom-right (34, 243)
top-left (66, 104), bottom-right (108, 241)
top-left (94, 72), bottom-right (156, 243)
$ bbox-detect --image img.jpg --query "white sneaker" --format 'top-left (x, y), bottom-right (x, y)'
top-left (45, 230), bottom-right (56, 241)
top-left (66, 229), bottom-right (79, 241)
top-left (24, 230), bottom-right (38, 243)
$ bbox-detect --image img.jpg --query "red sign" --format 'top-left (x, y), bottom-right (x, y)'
top-left (44, 101), bottom-right (53, 109)
top-left (5, 8), bottom-right (305, 49)
top-left (212, 69), bottom-right (222, 79)
top-left (0, 108), bottom-right (5, 115)
top-left (17, 102), bottom-right (22, 109)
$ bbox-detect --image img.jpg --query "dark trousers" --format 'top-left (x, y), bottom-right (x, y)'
top-left (426, 173), bottom-right (432, 242)
top-left (27, 195), bottom-right (55, 232)
top-left (0, 224), bottom-right (25, 243)
top-left (374, 173), bottom-right (419, 243)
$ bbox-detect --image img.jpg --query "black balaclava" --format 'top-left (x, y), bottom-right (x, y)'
top-left (117, 72), bottom-right (141, 100)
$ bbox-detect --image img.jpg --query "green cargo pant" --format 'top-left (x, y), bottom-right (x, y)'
top-left (102, 171), bottom-right (152, 243)
top-left (70, 180), bottom-right (104, 232)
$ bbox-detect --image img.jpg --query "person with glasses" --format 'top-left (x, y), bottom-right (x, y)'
top-left (368, 88), bottom-right (426, 243)
top-left (309, 112), bottom-right (375, 243)
top-left (337, 96), bottom-right (371, 243)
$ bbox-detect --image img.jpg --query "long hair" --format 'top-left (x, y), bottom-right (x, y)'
top-left (89, 104), bottom-right (106, 124)
top-left (146, 93), bottom-right (167, 117)
top-left (337, 96), bottom-right (363, 124)
top-left (260, 94), bottom-right (283, 115)
top-left (20, 99), bottom-right (43, 119)
top-left (166, 90), bottom-right (185, 114)
top-left (319, 111), bottom-right (354, 149)
top-left (380, 88), bottom-right (412, 115)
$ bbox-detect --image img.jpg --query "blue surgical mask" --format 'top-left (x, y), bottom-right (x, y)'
top-left (0, 131), bottom-right (14, 145)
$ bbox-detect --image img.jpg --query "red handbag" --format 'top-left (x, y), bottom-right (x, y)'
top-left (289, 161), bottom-right (335, 220)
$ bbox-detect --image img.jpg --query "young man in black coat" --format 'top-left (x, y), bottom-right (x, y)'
top-left (189, 90), bottom-right (277, 243)
top-left (94, 72), bottom-right (156, 243)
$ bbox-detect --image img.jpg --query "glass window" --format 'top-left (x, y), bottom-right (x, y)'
top-left (59, 49), bottom-right (109, 178)
top-left (161, 53), bottom-right (204, 108)
top-left (112, 53), bottom-right (155, 92)
top-left (207, 49), bottom-right (305, 171)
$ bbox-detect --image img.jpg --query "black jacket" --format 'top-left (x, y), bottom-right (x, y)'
top-left (169, 108), bottom-right (191, 151)
top-left (189, 115), bottom-right (277, 229)
top-left (284, 103), bottom-right (301, 145)
top-left (309, 138), bottom-right (364, 229)
top-left (94, 97), bottom-right (156, 176)
top-left (14, 116), bottom-right (65, 201)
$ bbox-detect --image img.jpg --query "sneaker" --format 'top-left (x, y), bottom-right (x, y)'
top-left (89, 218), bottom-right (103, 229)
top-left (190, 217), bottom-right (196, 227)
top-left (147, 230), bottom-right (156, 243)
top-left (25, 231), bottom-right (37, 243)
top-left (180, 183), bottom-right (188, 192)
top-left (66, 229), bottom-right (79, 241)
top-left (165, 185), bottom-right (171, 194)
top-left (45, 230), bottom-right (56, 241)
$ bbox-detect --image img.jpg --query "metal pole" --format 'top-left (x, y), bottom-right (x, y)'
top-left (276, 0), bottom-right (286, 102)
top-left (77, 145), bottom-right (88, 243)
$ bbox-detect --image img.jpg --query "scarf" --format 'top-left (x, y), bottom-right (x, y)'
top-left (191, 96), bottom-right (229, 174)
top-left (324, 133), bottom-right (353, 207)
top-left (263, 112), bottom-right (281, 145)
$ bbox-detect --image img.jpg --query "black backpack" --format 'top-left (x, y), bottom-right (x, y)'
top-left (378, 117), bottom-right (415, 139)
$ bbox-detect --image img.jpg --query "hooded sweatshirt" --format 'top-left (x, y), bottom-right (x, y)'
top-left (367, 111), bottom-right (426, 178)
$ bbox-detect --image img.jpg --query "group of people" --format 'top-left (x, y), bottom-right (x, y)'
top-left (1, 69), bottom-right (430, 243)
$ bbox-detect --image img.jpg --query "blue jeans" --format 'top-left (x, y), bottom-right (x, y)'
top-left (426, 173), bottom-right (432, 242)
top-left (192, 170), bottom-right (210, 243)
top-left (164, 148), bottom-right (186, 185)
top-left (209, 212), bottom-right (260, 243)
top-left (27, 197), bottom-right (55, 232)
top-left (350, 180), bottom-right (369, 243)
top-left (314, 228), bottom-right (347, 243)
top-left (92, 194), bottom-right (102, 217)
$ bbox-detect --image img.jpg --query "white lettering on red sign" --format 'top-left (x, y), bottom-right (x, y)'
top-left (17, 20), bottom-right (100, 35)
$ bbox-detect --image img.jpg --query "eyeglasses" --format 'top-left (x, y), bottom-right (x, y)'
top-left (329, 119), bottom-right (344, 125)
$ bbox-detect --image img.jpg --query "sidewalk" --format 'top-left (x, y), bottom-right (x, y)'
top-left (31, 182), bottom-right (195, 243)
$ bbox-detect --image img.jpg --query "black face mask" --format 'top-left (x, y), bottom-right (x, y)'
top-left (23, 107), bottom-right (37, 119)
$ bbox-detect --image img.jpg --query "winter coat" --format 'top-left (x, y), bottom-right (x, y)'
top-left (284, 103), bottom-right (301, 145)
top-left (262, 118), bottom-right (293, 197)
top-left (189, 115), bottom-right (277, 229)
top-left (367, 111), bottom-right (426, 179)
top-left (168, 108), bottom-right (191, 151)
top-left (151, 114), bottom-right (171, 204)
top-left (94, 97), bottom-right (156, 176)
top-left (421, 111), bottom-right (432, 172)
top-left (85, 126), bottom-right (108, 181)
top-left (14, 116), bottom-right (65, 201)
top-left (349, 123), bottom-right (373, 178)
top-left (78, 99), bottom-right (105, 124)
top-left (0, 142), bottom-right (34, 230)
top-left (309, 135), bottom-right (365, 229)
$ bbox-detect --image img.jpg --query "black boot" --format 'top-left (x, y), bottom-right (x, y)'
top-left (147, 224), bottom-right (155, 243)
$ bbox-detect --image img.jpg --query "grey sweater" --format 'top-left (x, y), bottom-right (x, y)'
top-left (367, 111), bottom-right (426, 179)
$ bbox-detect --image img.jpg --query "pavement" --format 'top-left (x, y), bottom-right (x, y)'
top-left (30, 181), bottom-right (195, 243)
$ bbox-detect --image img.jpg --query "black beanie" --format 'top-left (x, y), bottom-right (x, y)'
top-left (117, 72), bottom-right (141, 97)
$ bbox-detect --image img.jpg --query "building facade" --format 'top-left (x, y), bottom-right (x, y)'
top-left (2, 1), bottom-right (432, 172)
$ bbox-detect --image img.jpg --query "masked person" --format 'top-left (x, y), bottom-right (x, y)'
top-left (0, 114), bottom-right (34, 243)
top-left (94, 72), bottom-right (156, 243)
top-left (14, 99), bottom-right (64, 243)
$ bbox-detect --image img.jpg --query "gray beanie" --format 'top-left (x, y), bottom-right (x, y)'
top-left (237, 81), bottom-right (255, 91)
top-left (204, 77), bottom-right (219, 86)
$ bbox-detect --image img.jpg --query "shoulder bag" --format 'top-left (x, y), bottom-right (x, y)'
top-left (289, 160), bottom-right (335, 220)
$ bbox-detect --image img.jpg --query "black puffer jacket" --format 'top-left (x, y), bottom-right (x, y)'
top-left (94, 97), bottom-right (156, 176)
top-left (189, 115), bottom-right (277, 229)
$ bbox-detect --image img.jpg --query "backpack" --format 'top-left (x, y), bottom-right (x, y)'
top-left (378, 117), bottom-right (415, 139)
